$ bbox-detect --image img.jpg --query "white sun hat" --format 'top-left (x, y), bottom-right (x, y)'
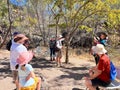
top-left (58, 35), bottom-right (63, 38)
top-left (92, 44), bottom-right (107, 54)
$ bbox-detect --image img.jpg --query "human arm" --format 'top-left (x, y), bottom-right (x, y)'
top-left (25, 64), bottom-right (35, 81)
top-left (89, 68), bottom-right (102, 79)
top-left (88, 65), bottom-right (102, 79)
top-left (26, 71), bottom-right (36, 81)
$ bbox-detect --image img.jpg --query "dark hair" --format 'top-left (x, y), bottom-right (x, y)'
top-left (14, 37), bottom-right (22, 42)
top-left (15, 64), bottom-right (19, 69)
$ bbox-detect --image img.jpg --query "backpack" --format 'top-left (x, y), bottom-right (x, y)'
top-left (6, 40), bottom-right (12, 51)
top-left (110, 61), bottom-right (117, 81)
top-left (49, 40), bottom-right (56, 48)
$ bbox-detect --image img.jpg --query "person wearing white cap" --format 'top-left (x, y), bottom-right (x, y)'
top-left (84, 44), bottom-right (111, 90)
top-left (55, 35), bottom-right (65, 67)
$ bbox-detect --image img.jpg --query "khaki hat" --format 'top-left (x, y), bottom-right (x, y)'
top-left (92, 44), bottom-right (107, 54)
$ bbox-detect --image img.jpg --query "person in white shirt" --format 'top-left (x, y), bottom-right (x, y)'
top-left (55, 35), bottom-right (65, 67)
top-left (10, 34), bottom-right (28, 88)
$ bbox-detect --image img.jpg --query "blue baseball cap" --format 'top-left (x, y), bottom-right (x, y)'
top-left (13, 32), bottom-right (20, 36)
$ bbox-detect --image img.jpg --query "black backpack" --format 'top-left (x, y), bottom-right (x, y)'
top-left (49, 40), bottom-right (56, 48)
top-left (6, 40), bottom-right (12, 51)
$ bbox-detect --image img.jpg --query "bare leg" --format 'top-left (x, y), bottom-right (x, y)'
top-left (84, 77), bottom-right (96, 90)
top-left (58, 57), bottom-right (62, 66)
top-left (36, 77), bottom-right (41, 90)
top-left (15, 79), bottom-right (21, 90)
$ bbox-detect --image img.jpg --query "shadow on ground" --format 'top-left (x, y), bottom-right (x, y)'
top-left (30, 57), bottom-right (55, 68)
top-left (0, 59), bottom-right (12, 78)
top-left (59, 66), bottom-right (89, 80)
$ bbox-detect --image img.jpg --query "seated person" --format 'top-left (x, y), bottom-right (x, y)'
top-left (16, 51), bottom-right (41, 90)
top-left (84, 44), bottom-right (111, 90)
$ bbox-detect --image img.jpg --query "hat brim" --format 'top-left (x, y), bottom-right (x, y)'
top-left (92, 45), bottom-right (107, 54)
top-left (14, 34), bottom-right (28, 43)
top-left (17, 51), bottom-right (33, 65)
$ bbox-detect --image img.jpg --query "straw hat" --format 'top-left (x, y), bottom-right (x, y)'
top-left (14, 34), bottom-right (28, 43)
top-left (92, 44), bottom-right (107, 54)
top-left (17, 51), bottom-right (33, 65)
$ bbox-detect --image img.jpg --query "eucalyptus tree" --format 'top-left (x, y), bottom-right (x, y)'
top-left (46, 0), bottom-right (120, 63)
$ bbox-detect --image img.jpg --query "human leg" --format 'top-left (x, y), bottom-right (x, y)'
top-left (50, 48), bottom-right (53, 60)
top-left (58, 50), bottom-right (62, 66)
top-left (85, 77), bottom-right (111, 90)
top-left (12, 70), bottom-right (18, 82)
top-left (84, 77), bottom-right (96, 90)
top-left (12, 70), bottom-right (20, 89)
top-left (53, 48), bottom-right (56, 60)
top-left (55, 50), bottom-right (62, 67)
top-left (35, 77), bottom-right (41, 90)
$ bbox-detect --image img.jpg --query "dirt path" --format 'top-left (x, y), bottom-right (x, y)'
top-left (0, 50), bottom-right (95, 90)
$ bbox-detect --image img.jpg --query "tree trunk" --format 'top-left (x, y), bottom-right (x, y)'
top-left (0, 0), bottom-right (12, 48)
top-left (65, 41), bottom-right (69, 64)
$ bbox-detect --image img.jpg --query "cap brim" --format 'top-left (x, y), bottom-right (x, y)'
top-left (17, 51), bottom-right (33, 65)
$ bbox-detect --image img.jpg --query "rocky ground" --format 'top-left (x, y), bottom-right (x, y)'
top-left (0, 49), bottom-right (96, 90)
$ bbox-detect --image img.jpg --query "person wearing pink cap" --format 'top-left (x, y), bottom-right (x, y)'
top-left (16, 51), bottom-right (41, 90)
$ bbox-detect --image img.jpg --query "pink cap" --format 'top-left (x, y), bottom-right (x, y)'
top-left (17, 51), bottom-right (33, 65)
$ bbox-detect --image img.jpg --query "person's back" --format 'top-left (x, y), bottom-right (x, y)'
top-left (10, 40), bottom-right (27, 70)
top-left (18, 64), bottom-right (35, 87)
top-left (49, 39), bottom-right (56, 49)
top-left (97, 54), bottom-right (110, 82)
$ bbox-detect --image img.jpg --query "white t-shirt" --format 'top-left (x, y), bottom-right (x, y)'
top-left (10, 40), bottom-right (27, 70)
top-left (18, 64), bottom-right (35, 87)
top-left (56, 38), bottom-right (65, 49)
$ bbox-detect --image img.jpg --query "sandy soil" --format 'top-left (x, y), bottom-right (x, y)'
top-left (0, 49), bottom-right (95, 90)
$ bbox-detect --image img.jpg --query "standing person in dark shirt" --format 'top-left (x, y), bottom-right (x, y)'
top-left (49, 36), bottom-right (56, 61)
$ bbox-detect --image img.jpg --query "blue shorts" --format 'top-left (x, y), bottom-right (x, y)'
top-left (91, 78), bottom-right (111, 87)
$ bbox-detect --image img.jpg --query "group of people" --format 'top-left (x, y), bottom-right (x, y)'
top-left (10, 32), bottom-right (41, 90)
top-left (49, 35), bottom-right (65, 67)
top-left (84, 33), bottom-right (113, 90)
top-left (9, 32), bottom-right (65, 89)
top-left (9, 31), bottom-right (114, 90)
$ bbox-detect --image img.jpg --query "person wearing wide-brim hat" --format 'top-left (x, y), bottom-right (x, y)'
top-left (15, 51), bottom-right (41, 90)
top-left (84, 44), bottom-right (111, 90)
top-left (10, 34), bottom-right (29, 89)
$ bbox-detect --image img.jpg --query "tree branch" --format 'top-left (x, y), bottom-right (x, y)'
top-left (0, 0), bottom-right (12, 48)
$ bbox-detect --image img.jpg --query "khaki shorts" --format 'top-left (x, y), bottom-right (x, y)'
top-left (56, 50), bottom-right (62, 58)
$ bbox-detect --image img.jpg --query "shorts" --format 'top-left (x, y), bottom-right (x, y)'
top-left (20, 77), bottom-right (39, 90)
top-left (91, 78), bottom-right (111, 87)
top-left (56, 50), bottom-right (62, 58)
top-left (12, 70), bottom-right (18, 81)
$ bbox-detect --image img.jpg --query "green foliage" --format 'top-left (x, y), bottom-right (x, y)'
top-left (79, 25), bottom-right (93, 32)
